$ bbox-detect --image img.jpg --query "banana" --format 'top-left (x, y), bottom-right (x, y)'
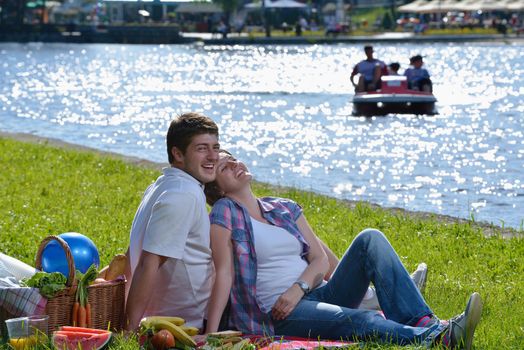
top-left (207, 330), bottom-right (242, 338)
top-left (220, 336), bottom-right (243, 344)
top-left (140, 316), bottom-right (185, 327)
top-left (232, 338), bottom-right (252, 350)
top-left (216, 342), bottom-right (233, 350)
top-left (143, 319), bottom-right (196, 347)
top-left (180, 325), bottom-right (199, 336)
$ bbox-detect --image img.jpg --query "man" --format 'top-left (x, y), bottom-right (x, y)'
top-left (350, 45), bottom-right (387, 92)
top-left (124, 112), bottom-right (220, 331)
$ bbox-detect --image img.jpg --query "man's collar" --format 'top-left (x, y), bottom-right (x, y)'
top-left (163, 167), bottom-right (205, 189)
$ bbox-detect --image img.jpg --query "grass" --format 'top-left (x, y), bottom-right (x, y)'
top-left (233, 26), bottom-right (502, 39)
top-left (0, 136), bottom-right (523, 349)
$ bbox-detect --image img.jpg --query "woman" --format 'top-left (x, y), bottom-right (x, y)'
top-left (204, 151), bottom-right (482, 349)
top-left (404, 54), bottom-right (433, 92)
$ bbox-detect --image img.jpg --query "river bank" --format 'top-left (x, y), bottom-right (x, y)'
top-left (1, 24), bottom-right (523, 45)
top-left (1, 131), bottom-right (519, 239)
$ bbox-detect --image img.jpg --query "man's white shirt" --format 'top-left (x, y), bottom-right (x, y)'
top-left (128, 167), bottom-right (212, 328)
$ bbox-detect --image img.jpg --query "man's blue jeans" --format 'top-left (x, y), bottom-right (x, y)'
top-left (272, 229), bottom-right (443, 345)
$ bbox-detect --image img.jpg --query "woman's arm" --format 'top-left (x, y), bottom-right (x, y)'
top-left (316, 238), bottom-right (339, 280)
top-left (205, 224), bottom-right (234, 333)
top-left (124, 247), bottom-right (131, 283)
top-left (271, 214), bottom-right (329, 320)
top-left (295, 214), bottom-right (330, 288)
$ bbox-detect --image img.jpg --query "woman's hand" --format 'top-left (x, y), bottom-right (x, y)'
top-left (271, 284), bottom-right (304, 320)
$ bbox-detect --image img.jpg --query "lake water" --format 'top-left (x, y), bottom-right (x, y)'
top-left (1, 42), bottom-right (522, 229)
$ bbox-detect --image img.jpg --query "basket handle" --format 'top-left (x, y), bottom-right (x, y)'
top-left (35, 235), bottom-right (76, 287)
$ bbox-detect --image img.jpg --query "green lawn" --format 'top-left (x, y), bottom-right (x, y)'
top-left (1, 136), bottom-right (523, 349)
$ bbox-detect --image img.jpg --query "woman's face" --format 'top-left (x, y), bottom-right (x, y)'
top-left (215, 152), bottom-right (252, 195)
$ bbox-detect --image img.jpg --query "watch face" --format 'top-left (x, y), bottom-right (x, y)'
top-left (296, 281), bottom-right (310, 294)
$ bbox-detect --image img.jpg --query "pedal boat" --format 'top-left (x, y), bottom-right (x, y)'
top-left (352, 76), bottom-right (437, 116)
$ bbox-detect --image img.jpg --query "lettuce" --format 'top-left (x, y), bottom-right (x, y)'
top-left (21, 271), bottom-right (67, 298)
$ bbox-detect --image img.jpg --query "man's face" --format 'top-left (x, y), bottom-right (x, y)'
top-left (365, 48), bottom-right (374, 59)
top-left (177, 133), bottom-right (220, 184)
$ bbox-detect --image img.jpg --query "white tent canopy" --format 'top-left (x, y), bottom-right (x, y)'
top-left (245, 0), bottom-right (307, 9)
top-left (398, 0), bottom-right (524, 13)
top-left (397, 0), bottom-right (430, 13)
top-left (506, 0), bottom-right (524, 10)
top-left (416, 0), bottom-right (461, 13)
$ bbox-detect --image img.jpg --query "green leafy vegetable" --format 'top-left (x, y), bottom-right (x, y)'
top-left (75, 264), bottom-right (98, 306)
top-left (21, 271), bottom-right (67, 298)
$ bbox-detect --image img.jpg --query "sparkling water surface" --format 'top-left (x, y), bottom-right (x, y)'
top-left (1, 42), bottom-right (522, 229)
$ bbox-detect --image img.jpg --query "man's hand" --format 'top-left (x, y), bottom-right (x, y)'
top-left (193, 334), bottom-right (208, 345)
top-left (271, 284), bottom-right (304, 320)
top-left (350, 75), bottom-right (357, 87)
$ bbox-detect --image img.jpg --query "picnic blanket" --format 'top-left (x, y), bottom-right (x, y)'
top-left (0, 255), bottom-right (45, 322)
top-left (259, 339), bottom-right (356, 350)
top-left (248, 335), bottom-right (356, 350)
top-left (0, 285), bottom-right (47, 318)
top-left (0, 283), bottom-right (47, 338)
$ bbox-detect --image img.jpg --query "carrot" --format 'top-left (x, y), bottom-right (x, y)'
top-left (78, 305), bottom-right (87, 328)
top-left (72, 302), bottom-right (80, 327)
top-left (74, 265), bottom-right (97, 329)
top-left (86, 303), bottom-right (92, 328)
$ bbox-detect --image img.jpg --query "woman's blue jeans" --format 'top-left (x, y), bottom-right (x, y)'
top-left (272, 229), bottom-right (442, 345)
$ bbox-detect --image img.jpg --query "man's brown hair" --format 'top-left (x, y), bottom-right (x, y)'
top-left (166, 112), bottom-right (219, 164)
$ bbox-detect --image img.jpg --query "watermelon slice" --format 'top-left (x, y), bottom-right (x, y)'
top-left (59, 326), bottom-right (111, 334)
top-left (53, 328), bottom-right (112, 350)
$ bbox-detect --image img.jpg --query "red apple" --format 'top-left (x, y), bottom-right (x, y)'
top-left (151, 329), bottom-right (175, 350)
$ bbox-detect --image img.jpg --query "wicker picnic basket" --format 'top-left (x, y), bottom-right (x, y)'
top-left (1, 235), bottom-right (125, 333)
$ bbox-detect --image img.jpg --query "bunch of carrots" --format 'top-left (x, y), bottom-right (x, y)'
top-left (72, 264), bottom-right (98, 328)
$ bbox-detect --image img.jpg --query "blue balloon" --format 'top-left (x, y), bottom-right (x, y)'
top-left (41, 232), bottom-right (100, 277)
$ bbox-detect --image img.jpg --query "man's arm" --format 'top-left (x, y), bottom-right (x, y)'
top-left (124, 250), bottom-right (168, 331)
top-left (350, 65), bottom-right (359, 87)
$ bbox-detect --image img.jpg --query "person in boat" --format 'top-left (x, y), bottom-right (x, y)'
top-left (350, 45), bottom-right (387, 92)
top-left (388, 62), bottom-right (401, 75)
top-left (203, 150), bottom-right (483, 349)
top-left (405, 54), bottom-right (433, 92)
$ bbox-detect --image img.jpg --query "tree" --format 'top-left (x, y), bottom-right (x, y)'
top-left (381, 10), bottom-right (394, 30)
top-left (213, 0), bottom-right (241, 37)
top-left (1, 0), bottom-right (28, 27)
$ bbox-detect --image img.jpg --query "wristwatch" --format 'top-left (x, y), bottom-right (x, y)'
top-left (294, 280), bottom-right (311, 295)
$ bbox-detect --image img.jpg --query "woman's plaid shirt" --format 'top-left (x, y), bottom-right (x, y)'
top-left (209, 196), bottom-right (310, 335)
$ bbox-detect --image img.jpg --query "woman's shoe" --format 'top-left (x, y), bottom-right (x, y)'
top-left (444, 292), bottom-right (483, 349)
top-left (411, 262), bottom-right (428, 295)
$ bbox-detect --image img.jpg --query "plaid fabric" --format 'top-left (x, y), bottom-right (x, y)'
top-left (210, 196), bottom-right (309, 336)
top-left (259, 339), bottom-right (355, 350)
top-left (0, 287), bottom-right (47, 319)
